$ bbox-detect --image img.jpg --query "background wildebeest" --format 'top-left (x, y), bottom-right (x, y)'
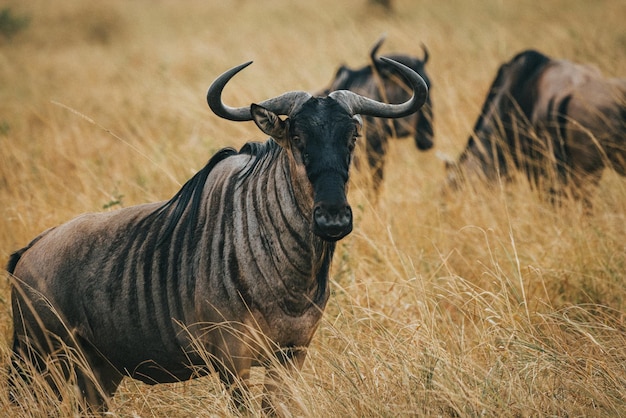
top-left (7, 59), bottom-right (427, 413)
top-left (322, 36), bottom-right (434, 192)
top-left (443, 49), bottom-right (626, 205)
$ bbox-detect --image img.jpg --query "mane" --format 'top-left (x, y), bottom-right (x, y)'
top-left (508, 50), bottom-right (551, 118)
top-left (153, 138), bottom-right (283, 246)
top-left (238, 138), bottom-right (283, 181)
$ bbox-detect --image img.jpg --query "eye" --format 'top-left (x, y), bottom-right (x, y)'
top-left (349, 133), bottom-right (360, 151)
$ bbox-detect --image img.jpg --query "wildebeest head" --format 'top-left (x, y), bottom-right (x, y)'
top-left (323, 36), bottom-right (434, 151)
top-left (445, 50), bottom-right (551, 189)
top-left (208, 59), bottom-right (428, 241)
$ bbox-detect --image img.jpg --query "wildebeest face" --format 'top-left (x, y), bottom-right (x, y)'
top-left (442, 146), bottom-right (494, 191)
top-left (251, 99), bottom-right (358, 241)
top-left (214, 58), bottom-right (427, 239)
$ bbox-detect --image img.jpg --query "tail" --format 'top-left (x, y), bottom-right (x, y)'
top-left (7, 245), bottom-right (28, 405)
top-left (7, 248), bottom-right (26, 276)
top-left (6, 230), bottom-right (54, 405)
top-left (615, 99), bottom-right (626, 177)
top-left (6, 230), bottom-right (51, 275)
top-left (551, 94), bottom-right (573, 183)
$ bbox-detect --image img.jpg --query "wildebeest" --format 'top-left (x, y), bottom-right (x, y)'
top-left (444, 49), bottom-right (626, 204)
top-left (322, 36), bottom-right (434, 192)
top-left (7, 58), bottom-right (427, 413)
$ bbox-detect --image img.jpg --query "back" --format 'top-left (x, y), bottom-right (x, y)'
top-left (531, 59), bottom-right (602, 126)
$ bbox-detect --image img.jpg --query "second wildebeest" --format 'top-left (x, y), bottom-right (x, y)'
top-left (322, 36), bottom-right (434, 192)
top-left (444, 49), bottom-right (626, 205)
top-left (7, 58), bottom-right (428, 413)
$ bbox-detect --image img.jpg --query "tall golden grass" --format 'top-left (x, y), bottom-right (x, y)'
top-left (1, 0), bottom-right (625, 416)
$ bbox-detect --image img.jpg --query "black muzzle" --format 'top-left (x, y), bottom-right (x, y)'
top-left (312, 201), bottom-right (353, 241)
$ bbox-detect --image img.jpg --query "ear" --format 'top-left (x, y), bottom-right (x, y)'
top-left (251, 103), bottom-right (288, 145)
top-left (352, 114), bottom-right (363, 128)
top-left (330, 66), bottom-right (351, 90)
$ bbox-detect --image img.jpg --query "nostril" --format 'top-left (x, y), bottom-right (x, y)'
top-left (312, 203), bottom-right (353, 241)
top-left (314, 204), bottom-right (352, 228)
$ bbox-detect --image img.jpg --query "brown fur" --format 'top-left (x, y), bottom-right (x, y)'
top-left (445, 49), bottom-right (626, 205)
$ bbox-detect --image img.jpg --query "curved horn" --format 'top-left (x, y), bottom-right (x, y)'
top-left (207, 61), bottom-right (312, 121)
top-left (329, 57), bottom-right (428, 118)
top-left (369, 35), bottom-right (386, 65)
top-left (421, 43), bottom-right (430, 64)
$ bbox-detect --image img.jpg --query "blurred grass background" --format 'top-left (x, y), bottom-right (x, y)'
top-left (1, 0), bottom-right (625, 416)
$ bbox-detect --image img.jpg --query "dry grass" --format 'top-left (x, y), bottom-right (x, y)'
top-left (1, 0), bottom-right (625, 416)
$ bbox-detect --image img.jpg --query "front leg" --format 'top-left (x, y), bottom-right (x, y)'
top-left (262, 346), bottom-right (308, 415)
top-left (212, 330), bottom-right (254, 413)
top-left (218, 364), bottom-right (251, 413)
